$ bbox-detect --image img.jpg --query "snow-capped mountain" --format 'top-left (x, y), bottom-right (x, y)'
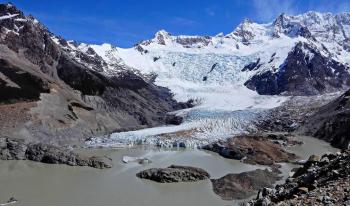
top-left (2, 2), bottom-right (349, 146)
top-left (85, 11), bottom-right (350, 98)
top-left (84, 12), bottom-right (350, 147)
top-left (48, 10), bottom-right (350, 147)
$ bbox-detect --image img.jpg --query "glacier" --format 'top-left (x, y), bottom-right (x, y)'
top-left (85, 11), bottom-right (350, 148)
top-left (86, 43), bottom-right (290, 147)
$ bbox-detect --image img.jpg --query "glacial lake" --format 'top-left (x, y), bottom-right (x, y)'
top-left (0, 136), bottom-right (338, 206)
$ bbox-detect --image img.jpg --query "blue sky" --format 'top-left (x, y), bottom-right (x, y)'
top-left (8, 0), bottom-right (350, 47)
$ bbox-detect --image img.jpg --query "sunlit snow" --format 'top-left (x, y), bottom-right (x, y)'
top-left (87, 34), bottom-right (293, 147)
top-left (87, 12), bottom-right (350, 147)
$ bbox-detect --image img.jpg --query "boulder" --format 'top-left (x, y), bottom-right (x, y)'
top-left (307, 155), bottom-right (321, 163)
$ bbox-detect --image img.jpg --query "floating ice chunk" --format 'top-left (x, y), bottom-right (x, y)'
top-left (122, 156), bottom-right (152, 164)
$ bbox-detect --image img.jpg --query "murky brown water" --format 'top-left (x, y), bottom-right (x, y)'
top-left (0, 136), bottom-right (338, 206)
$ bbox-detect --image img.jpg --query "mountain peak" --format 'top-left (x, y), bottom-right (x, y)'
top-left (226, 18), bottom-right (261, 43)
top-left (0, 2), bottom-right (23, 16)
top-left (155, 29), bottom-right (172, 40)
top-left (215, 32), bottom-right (224, 37)
top-left (242, 18), bottom-right (253, 24)
top-left (155, 29), bottom-right (171, 37)
top-left (154, 29), bottom-right (171, 45)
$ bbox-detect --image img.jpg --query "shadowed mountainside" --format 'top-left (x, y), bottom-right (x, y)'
top-left (0, 3), bottom-right (190, 144)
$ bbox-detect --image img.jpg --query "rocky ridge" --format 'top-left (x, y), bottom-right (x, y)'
top-left (245, 42), bottom-right (350, 95)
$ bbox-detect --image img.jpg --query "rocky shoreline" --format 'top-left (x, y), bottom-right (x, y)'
top-left (211, 169), bottom-right (281, 200)
top-left (134, 133), bottom-right (304, 201)
top-left (0, 137), bottom-right (112, 169)
top-left (201, 134), bottom-right (299, 166)
top-left (246, 150), bottom-right (350, 206)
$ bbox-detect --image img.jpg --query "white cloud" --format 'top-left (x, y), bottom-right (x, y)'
top-left (252, 0), bottom-right (350, 23)
top-left (170, 17), bottom-right (197, 26)
top-left (307, 1), bottom-right (350, 13)
top-left (252, 0), bottom-right (298, 22)
top-left (205, 8), bottom-right (216, 16)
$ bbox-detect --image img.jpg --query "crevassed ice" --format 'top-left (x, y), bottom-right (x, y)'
top-left (87, 46), bottom-right (288, 148)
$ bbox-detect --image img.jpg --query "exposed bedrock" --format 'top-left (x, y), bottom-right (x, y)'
top-left (245, 42), bottom-right (350, 95)
top-left (0, 137), bottom-right (112, 169)
top-left (211, 169), bottom-right (281, 200)
top-left (300, 89), bottom-right (350, 149)
top-left (136, 165), bottom-right (210, 183)
top-left (201, 135), bottom-right (297, 165)
top-left (0, 59), bottom-right (50, 104)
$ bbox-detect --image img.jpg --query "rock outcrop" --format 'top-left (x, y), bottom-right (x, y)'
top-left (245, 42), bottom-right (350, 95)
top-left (256, 94), bottom-right (338, 133)
top-left (211, 169), bottom-right (281, 200)
top-left (0, 137), bottom-right (112, 169)
top-left (300, 89), bottom-right (350, 149)
top-left (246, 150), bottom-right (350, 205)
top-left (201, 135), bottom-right (297, 165)
top-left (136, 165), bottom-right (210, 183)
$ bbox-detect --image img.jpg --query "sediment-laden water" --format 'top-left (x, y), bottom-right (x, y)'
top-left (0, 136), bottom-right (338, 206)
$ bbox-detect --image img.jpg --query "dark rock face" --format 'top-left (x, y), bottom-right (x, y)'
top-left (242, 58), bottom-right (261, 72)
top-left (0, 4), bottom-right (60, 71)
top-left (202, 142), bottom-right (245, 160)
top-left (202, 135), bottom-right (297, 165)
top-left (174, 99), bottom-right (195, 110)
top-left (301, 89), bottom-right (350, 149)
top-left (245, 42), bottom-right (350, 95)
top-left (0, 59), bottom-right (50, 104)
top-left (175, 36), bottom-right (212, 48)
top-left (0, 137), bottom-right (112, 169)
top-left (136, 165), bottom-right (210, 183)
top-left (165, 114), bottom-right (183, 125)
top-left (56, 54), bottom-right (107, 96)
top-left (211, 169), bottom-right (280, 200)
top-left (247, 151), bottom-right (350, 205)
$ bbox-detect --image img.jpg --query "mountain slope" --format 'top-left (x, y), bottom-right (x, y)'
top-left (300, 89), bottom-right (350, 149)
top-left (1, 4), bottom-right (350, 146)
top-left (88, 12), bottom-right (350, 97)
top-left (245, 41), bottom-right (350, 95)
top-left (0, 3), bottom-right (187, 144)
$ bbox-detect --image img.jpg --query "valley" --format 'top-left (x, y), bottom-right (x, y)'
top-left (0, 3), bottom-right (349, 206)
